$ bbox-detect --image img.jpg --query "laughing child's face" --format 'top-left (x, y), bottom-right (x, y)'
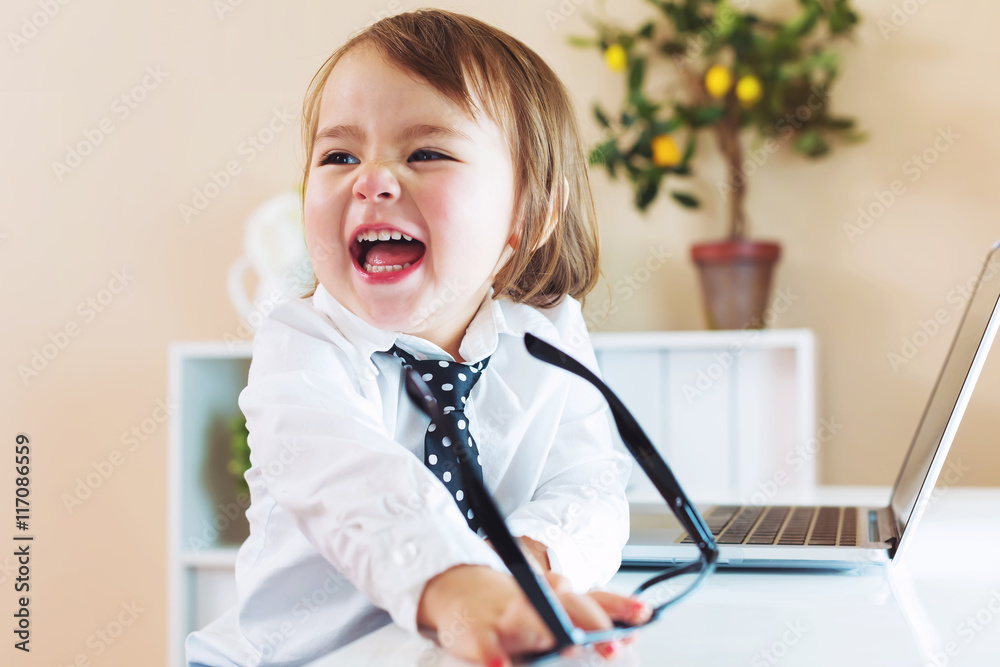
top-left (304, 43), bottom-right (518, 359)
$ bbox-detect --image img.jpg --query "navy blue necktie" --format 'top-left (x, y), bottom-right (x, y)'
top-left (389, 344), bottom-right (490, 534)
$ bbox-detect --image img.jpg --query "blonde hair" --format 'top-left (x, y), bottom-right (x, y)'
top-left (298, 9), bottom-right (600, 308)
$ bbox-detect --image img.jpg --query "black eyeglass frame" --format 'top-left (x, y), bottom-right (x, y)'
top-left (401, 333), bottom-right (718, 661)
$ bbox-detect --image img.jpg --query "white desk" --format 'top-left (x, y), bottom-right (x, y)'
top-left (308, 487), bottom-right (1000, 667)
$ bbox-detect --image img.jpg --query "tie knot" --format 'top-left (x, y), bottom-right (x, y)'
top-left (389, 345), bottom-right (489, 412)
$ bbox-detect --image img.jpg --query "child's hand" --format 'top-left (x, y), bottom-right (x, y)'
top-left (416, 564), bottom-right (652, 667)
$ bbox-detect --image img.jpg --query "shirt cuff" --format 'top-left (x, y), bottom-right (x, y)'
top-left (504, 518), bottom-right (601, 594)
top-left (379, 512), bottom-right (511, 637)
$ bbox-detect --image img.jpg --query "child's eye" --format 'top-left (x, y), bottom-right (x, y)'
top-left (317, 149), bottom-right (449, 166)
top-left (318, 152), bottom-right (358, 166)
top-left (409, 149), bottom-right (449, 162)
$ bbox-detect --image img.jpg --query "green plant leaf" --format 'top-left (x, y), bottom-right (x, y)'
top-left (635, 177), bottom-right (661, 211)
top-left (589, 138), bottom-right (619, 166)
top-left (794, 128), bottom-right (830, 157)
top-left (593, 103), bottom-right (611, 129)
top-left (671, 191), bottom-right (700, 208)
top-left (681, 133), bottom-right (697, 164)
top-left (638, 20), bottom-right (655, 38)
top-left (830, 0), bottom-right (860, 34)
top-left (689, 105), bottom-right (726, 127)
top-left (628, 56), bottom-right (647, 94)
top-left (653, 117), bottom-right (683, 135)
top-left (567, 34), bottom-right (602, 49)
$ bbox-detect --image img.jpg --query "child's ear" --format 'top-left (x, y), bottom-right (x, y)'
top-left (532, 175), bottom-right (569, 252)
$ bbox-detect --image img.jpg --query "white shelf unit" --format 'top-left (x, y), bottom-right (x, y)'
top-left (168, 329), bottom-right (816, 666)
top-left (168, 342), bottom-right (252, 667)
top-left (590, 329), bottom-right (817, 504)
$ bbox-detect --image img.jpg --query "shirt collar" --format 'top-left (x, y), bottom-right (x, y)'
top-left (310, 283), bottom-right (519, 376)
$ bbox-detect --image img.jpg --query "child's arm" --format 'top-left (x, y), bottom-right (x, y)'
top-left (503, 301), bottom-right (633, 593)
top-left (239, 312), bottom-right (510, 637)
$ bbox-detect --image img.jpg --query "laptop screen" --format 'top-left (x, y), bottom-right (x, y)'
top-left (889, 243), bottom-right (1000, 535)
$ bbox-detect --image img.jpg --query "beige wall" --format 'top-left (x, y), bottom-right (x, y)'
top-left (2, 0), bottom-right (998, 663)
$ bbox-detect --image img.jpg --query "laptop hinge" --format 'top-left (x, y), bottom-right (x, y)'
top-left (872, 507), bottom-right (901, 558)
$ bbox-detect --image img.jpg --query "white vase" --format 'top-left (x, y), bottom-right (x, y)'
top-left (227, 192), bottom-right (313, 328)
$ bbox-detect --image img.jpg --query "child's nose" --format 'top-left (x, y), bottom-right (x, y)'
top-left (352, 163), bottom-right (401, 202)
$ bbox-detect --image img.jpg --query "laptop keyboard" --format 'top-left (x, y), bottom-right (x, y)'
top-left (680, 505), bottom-right (858, 547)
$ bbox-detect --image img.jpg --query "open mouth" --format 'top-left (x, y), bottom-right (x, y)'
top-left (350, 229), bottom-right (427, 274)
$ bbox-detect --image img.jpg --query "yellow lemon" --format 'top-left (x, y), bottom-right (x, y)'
top-left (736, 75), bottom-right (763, 107)
top-left (604, 44), bottom-right (627, 72)
top-left (652, 134), bottom-right (681, 168)
top-left (704, 65), bottom-right (732, 98)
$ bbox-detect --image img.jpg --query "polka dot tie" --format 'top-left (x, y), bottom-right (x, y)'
top-left (388, 345), bottom-right (490, 534)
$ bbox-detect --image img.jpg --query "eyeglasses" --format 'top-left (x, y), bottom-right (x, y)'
top-left (401, 332), bottom-right (718, 661)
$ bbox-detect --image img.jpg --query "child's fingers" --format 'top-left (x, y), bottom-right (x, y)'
top-left (586, 590), bottom-right (654, 627)
top-left (543, 570), bottom-right (574, 595)
top-left (494, 593), bottom-right (557, 655)
top-left (459, 625), bottom-right (511, 667)
top-left (556, 590), bottom-right (623, 659)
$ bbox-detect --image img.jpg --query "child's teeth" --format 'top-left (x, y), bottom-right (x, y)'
top-left (377, 230), bottom-right (390, 241)
top-left (402, 234), bottom-right (412, 241)
top-left (390, 231), bottom-right (401, 240)
top-left (363, 262), bottom-right (411, 274)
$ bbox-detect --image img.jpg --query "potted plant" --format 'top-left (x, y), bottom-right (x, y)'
top-left (571, 0), bottom-right (865, 329)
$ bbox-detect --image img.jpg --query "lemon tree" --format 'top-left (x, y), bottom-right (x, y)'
top-left (571, 0), bottom-right (864, 239)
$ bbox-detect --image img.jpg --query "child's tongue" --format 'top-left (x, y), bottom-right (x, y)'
top-left (364, 241), bottom-right (425, 268)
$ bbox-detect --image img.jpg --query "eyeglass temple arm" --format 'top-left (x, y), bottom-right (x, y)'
top-left (523, 333), bottom-right (718, 563)
top-left (402, 369), bottom-right (581, 651)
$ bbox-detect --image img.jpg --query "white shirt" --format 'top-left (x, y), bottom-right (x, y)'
top-left (185, 283), bottom-right (631, 667)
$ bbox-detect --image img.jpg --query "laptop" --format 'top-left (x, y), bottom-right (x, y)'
top-left (622, 241), bottom-right (1000, 569)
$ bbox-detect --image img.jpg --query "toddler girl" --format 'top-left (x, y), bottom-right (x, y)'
top-left (187, 9), bottom-right (648, 667)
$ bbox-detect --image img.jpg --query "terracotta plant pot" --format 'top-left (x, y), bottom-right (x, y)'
top-left (691, 239), bottom-right (782, 330)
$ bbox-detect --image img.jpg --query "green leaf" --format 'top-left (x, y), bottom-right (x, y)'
top-left (628, 56), bottom-right (647, 94)
top-left (589, 138), bottom-right (619, 166)
top-left (830, 0), bottom-right (860, 34)
top-left (593, 103), bottom-right (611, 129)
top-left (826, 117), bottom-right (855, 130)
top-left (627, 126), bottom-right (653, 160)
top-left (689, 105), bottom-right (726, 127)
top-left (785, 2), bottom-right (821, 37)
top-left (566, 34), bottom-right (602, 49)
top-left (635, 177), bottom-right (661, 211)
top-left (794, 128), bottom-right (830, 157)
top-left (637, 20), bottom-right (655, 39)
top-left (653, 117), bottom-right (683, 134)
top-left (681, 133), bottom-right (697, 164)
top-left (671, 191), bottom-right (700, 208)
top-left (588, 145), bottom-right (606, 166)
